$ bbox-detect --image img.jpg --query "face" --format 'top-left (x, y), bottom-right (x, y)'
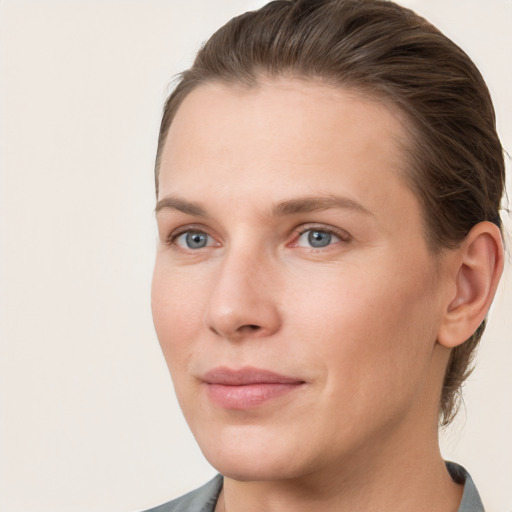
top-left (152, 79), bottom-right (450, 483)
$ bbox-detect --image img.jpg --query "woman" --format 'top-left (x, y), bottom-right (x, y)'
top-left (149, 1), bottom-right (505, 510)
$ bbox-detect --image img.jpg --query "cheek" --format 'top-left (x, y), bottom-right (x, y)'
top-left (151, 260), bottom-right (206, 367)
top-left (286, 258), bottom-right (439, 393)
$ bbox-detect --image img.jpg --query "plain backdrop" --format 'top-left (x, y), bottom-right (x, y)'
top-left (0, 1), bottom-right (510, 511)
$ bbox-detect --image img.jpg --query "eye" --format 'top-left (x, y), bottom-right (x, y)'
top-left (173, 230), bottom-right (215, 250)
top-left (294, 228), bottom-right (346, 248)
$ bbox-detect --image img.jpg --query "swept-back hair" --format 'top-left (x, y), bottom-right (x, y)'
top-left (155, 0), bottom-right (505, 425)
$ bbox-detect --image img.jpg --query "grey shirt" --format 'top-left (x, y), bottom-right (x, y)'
top-left (145, 462), bottom-right (484, 512)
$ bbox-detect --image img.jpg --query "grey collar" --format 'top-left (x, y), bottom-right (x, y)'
top-left (145, 462), bottom-right (484, 512)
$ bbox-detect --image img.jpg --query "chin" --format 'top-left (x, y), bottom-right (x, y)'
top-left (209, 455), bottom-right (303, 483)
top-left (196, 424), bottom-right (312, 482)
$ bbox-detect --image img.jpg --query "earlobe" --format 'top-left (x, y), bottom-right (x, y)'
top-left (437, 221), bottom-right (504, 349)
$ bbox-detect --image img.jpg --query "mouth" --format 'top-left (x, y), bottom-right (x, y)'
top-left (201, 366), bottom-right (306, 409)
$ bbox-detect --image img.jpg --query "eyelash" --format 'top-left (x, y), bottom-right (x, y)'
top-left (290, 224), bottom-right (351, 248)
top-left (166, 225), bottom-right (217, 249)
top-left (166, 224), bottom-right (351, 250)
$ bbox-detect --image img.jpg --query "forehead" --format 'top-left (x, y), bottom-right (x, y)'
top-left (158, 78), bottom-right (417, 222)
top-left (162, 78), bottom-right (409, 171)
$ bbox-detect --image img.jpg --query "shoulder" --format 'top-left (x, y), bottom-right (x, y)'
top-left (143, 474), bottom-right (223, 512)
top-left (446, 462), bottom-right (485, 512)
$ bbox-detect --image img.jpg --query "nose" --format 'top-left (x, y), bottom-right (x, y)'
top-left (203, 249), bottom-right (281, 341)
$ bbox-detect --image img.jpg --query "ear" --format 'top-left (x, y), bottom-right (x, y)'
top-left (437, 221), bottom-right (504, 348)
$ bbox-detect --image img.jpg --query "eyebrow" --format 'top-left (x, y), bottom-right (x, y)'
top-left (155, 194), bottom-right (373, 217)
top-left (271, 196), bottom-right (373, 217)
top-left (155, 196), bottom-right (207, 216)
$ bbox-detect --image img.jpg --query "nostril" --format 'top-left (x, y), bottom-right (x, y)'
top-left (247, 325), bottom-right (260, 330)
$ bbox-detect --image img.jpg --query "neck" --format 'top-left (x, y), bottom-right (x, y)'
top-left (216, 422), bottom-right (463, 512)
top-left (215, 345), bottom-right (462, 512)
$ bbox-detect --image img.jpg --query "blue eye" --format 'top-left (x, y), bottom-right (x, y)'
top-left (175, 230), bottom-right (213, 249)
top-left (296, 229), bottom-right (341, 248)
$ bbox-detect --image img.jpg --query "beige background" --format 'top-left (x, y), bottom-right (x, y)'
top-left (0, 1), bottom-right (510, 511)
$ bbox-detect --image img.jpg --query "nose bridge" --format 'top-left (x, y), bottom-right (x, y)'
top-left (203, 242), bottom-right (280, 339)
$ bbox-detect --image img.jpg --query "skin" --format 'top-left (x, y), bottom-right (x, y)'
top-left (151, 79), bottom-right (501, 512)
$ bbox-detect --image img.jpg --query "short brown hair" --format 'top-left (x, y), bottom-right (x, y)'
top-left (155, 0), bottom-right (505, 425)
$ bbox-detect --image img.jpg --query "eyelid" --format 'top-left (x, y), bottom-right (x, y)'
top-left (163, 222), bottom-right (351, 250)
top-left (166, 224), bottom-right (220, 248)
top-left (288, 223), bottom-right (352, 247)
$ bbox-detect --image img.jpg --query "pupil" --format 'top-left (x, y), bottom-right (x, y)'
top-left (186, 232), bottom-right (207, 248)
top-left (308, 230), bottom-right (331, 247)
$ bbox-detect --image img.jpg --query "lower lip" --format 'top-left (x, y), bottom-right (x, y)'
top-left (206, 382), bottom-right (303, 409)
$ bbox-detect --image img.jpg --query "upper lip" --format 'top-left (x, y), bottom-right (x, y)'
top-left (201, 366), bottom-right (305, 385)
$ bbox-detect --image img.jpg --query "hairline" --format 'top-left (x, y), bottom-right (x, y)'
top-left (154, 73), bottom-right (445, 254)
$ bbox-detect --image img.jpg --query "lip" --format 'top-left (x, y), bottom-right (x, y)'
top-left (201, 366), bottom-right (305, 409)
